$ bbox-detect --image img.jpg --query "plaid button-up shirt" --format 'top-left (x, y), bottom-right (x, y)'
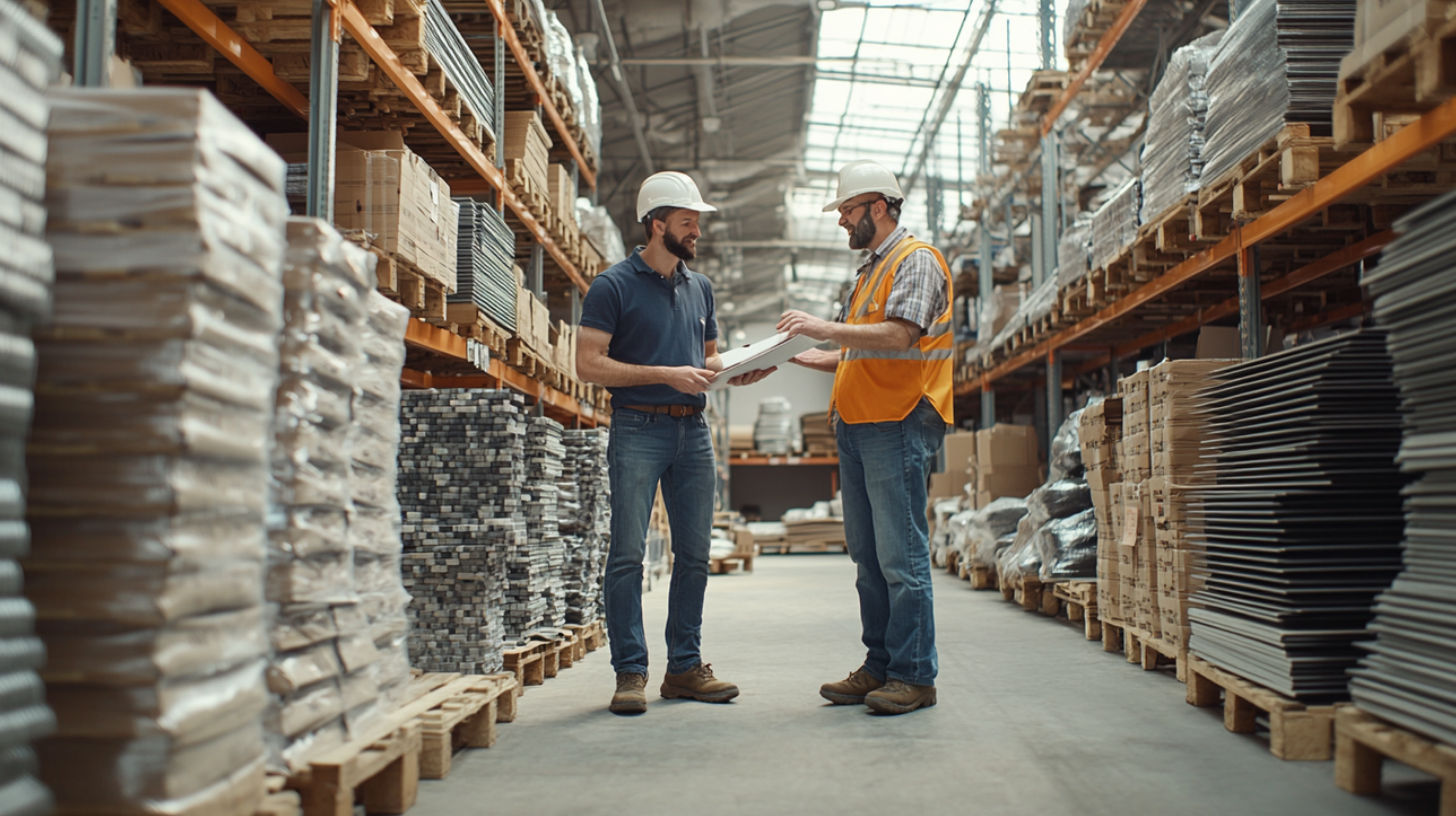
top-left (836, 225), bottom-right (948, 331)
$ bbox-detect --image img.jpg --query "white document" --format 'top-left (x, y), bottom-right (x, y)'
top-left (709, 332), bottom-right (822, 390)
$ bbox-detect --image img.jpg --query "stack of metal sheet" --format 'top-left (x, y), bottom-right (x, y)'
top-left (1187, 329), bottom-right (1405, 701)
top-left (0, 5), bottom-right (60, 813)
top-left (425, 0), bottom-right (496, 141)
top-left (452, 197), bottom-right (518, 331)
top-left (1353, 189), bottom-right (1456, 744)
top-left (1090, 180), bottom-right (1140, 272)
top-left (1201, 0), bottom-right (1355, 185)
top-left (1140, 32), bottom-right (1221, 223)
top-left (561, 429), bottom-right (609, 624)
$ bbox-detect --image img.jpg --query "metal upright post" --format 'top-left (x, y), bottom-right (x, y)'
top-left (74, 0), bottom-right (117, 87)
top-left (530, 243), bottom-right (545, 300)
top-left (1238, 241), bottom-right (1263, 360)
top-left (1039, 0), bottom-right (1056, 70)
top-left (570, 286), bottom-right (581, 325)
top-left (976, 81), bottom-right (996, 430)
top-left (1041, 132), bottom-right (1059, 282)
top-left (1047, 349), bottom-right (1063, 435)
top-left (306, 0), bottom-right (340, 220)
top-left (495, 20), bottom-right (506, 171)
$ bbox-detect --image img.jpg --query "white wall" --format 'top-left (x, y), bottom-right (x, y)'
top-left (721, 320), bottom-right (836, 431)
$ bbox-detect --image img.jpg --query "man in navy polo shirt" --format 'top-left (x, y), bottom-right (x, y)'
top-left (577, 172), bottom-right (770, 716)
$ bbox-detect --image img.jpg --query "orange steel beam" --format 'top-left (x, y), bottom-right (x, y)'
top-left (1243, 95), bottom-right (1456, 246)
top-left (485, 0), bottom-right (596, 190)
top-left (154, 0), bottom-right (310, 118)
top-left (340, 2), bottom-right (589, 294)
top-left (1041, 0), bottom-right (1150, 136)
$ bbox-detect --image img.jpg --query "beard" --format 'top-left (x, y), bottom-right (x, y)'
top-left (848, 210), bottom-right (877, 250)
top-left (664, 227), bottom-right (696, 261)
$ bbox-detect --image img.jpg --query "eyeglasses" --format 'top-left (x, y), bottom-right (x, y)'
top-left (838, 198), bottom-right (883, 219)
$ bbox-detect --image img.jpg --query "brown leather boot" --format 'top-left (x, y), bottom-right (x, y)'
top-left (865, 679), bottom-right (937, 715)
top-left (819, 666), bottom-right (885, 705)
top-left (610, 672), bottom-right (648, 715)
top-left (660, 663), bottom-right (739, 703)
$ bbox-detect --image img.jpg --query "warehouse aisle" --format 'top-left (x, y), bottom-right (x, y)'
top-left (411, 556), bottom-right (1434, 816)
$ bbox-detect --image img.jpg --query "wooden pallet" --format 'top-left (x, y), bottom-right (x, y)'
top-left (969, 564), bottom-right (997, 590)
top-left (1123, 625), bottom-right (1187, 681)
top-left (289, 720), bottom-right (422, 816)
top-left (709, 553), bottom-right (755, 574)
top-left (501, 641), bottom-right (550, 689)
top-left (1336, 706), bottom-right (1456, 813)
top-left (361, 243), bottom-right (450, 322)
top-left (1052, 581), bottom-right (1102, 641)
top-left (1185, 654), bottom-right (1339, 761)
top-left (1335, 15), bottom-right (1456, 149)
top-left (1002, 574), bottom-right (1059, 614)
top-left (414, 674), bottom-right (520, 780)
top-left (1193, 125), bottom-right (1339, 241)
top-left (1100, 618), bottom-right (1126, 654)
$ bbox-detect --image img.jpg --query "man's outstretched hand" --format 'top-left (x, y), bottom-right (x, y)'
top-left (777, 310), bottom-right (834, 342)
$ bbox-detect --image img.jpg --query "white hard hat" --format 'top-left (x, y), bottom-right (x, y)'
top-left (636, 171), bottom-right (718, 221)
top-left (822, 160), bottom-right (905, 213)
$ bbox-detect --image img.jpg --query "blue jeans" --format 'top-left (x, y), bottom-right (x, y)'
top-left (604, 408), bottom-right (716, 676)
top-left (836, 398), bottom-right (944, 686)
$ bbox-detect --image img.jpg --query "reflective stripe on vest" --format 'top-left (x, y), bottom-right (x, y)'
top-left (829, 234), bottom-right (955, 425)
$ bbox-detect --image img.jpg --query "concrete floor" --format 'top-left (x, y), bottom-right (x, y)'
top-left (411, 554), bottom-right (1438, 816)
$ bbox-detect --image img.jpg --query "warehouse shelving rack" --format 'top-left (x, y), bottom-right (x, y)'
top-left (955, 0), bottom-right (1456, 427)
top-left (63, 0), bottom-right (608, 424)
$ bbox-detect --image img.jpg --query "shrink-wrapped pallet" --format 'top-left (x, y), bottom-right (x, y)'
top-left (31, 88), bottom-right (286, 816)
top-left (1139, 32), bottom-right (1221, 223)
top-left (1090, 180), bottom-right (1141, 273)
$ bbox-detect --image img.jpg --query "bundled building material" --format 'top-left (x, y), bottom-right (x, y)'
top-left (424, 0), bottom-right (496, 143)
top-left (576, 198), bottom-right (627, 263)
top-left (1117, 371), bottom-right (1155, 631)
top-left (30, 88), bottom-right (288, 816)
top-left (452, 197), bottom-right (518, 331)
top-left (504, 111), bottom-right (552, 195)
top-left (754, 397), bottom-right (794, 455)
top-left (1139, 32), bottom-right (1222, 223)
top-left (1147, 359), bottom-right (1233, 652)
top-left (1188, 329), bottom-right (1403, 701)
top-left (974, 424), bottom-right (1041, 508)
top-left (996, 410), bottom-right (1093, 585)
top-left (399, 390), bottom-right (527, 671)
top-left (1353, 190), bottom-right (1456, 743)
top-left (800, 412), bottom-right (835, 456)
top-left (352, 292), bottom-right (413, 711)
top-left (1055, 216), bottom-right (1092, 288)
top-left (968, 497), bottom-right (1029, 570)
top-left (1200, 0), bottom-right (1355, 185)
top-left (1090, 179), bottom-right (1141, 272)
top-left (526, 417), bottom-right (567, 628)
top-left (0, 6), bottom-right (61, 813)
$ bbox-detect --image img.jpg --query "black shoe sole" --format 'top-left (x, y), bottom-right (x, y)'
top-left (865, 692), bottom-right (937, 715)
top-left (609, 701), bottom-right (648, 715)
top-left (819, 690), bottom-right (868, 705)
top-left (660, 685), bottom-right (740, 703)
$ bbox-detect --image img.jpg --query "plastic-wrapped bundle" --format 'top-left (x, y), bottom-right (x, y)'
top-left (1023, 277), bottom-right (1059, 323)
top-left (1055, 216), bottom-right (1092, 288)
top-left (576, 199), bottom-right (627, 263)
top-left (930, 500), bottom-right (964, 568)
top-left (946, 509), bottom-right (976, 567)
top-left (0, 6), bottom-right (62, 813)
top-left (1140, 33), bottom-right (1222, 223)
top-left (544, 12), bottom-right (582, 121)
top-left (1200, 0), bottom-right (1355, 186)
top-left (754, 397), bottom-right (794, 455)
top-left (1036, 508), bottom-right (1098, 582)
top-left (347, 293), bottom-right (412, 712)
top-left (574, 45), bottom-right (603, 158)
top-left (1048, 406), bottom-right (1087, 481)
top-left (31, 88), bottom-right (287, 816)
top-left (264, 219), bottom-right (385, 774)
top-left (1063, 0), bottom-right (1091, 60)
top-left (1090, 180), bottom-right (1141, 272)
top-left (976, 285), bottom-right (1021, 349)
top-left (969, 497), bottom-right (1029, 569)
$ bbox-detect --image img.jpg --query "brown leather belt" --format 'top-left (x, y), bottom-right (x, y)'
top-left (621, 404), bottom-right (703, 417)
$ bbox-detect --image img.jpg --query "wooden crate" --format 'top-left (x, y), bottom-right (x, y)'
top-left (1185, 654), bottom-right (1339, 761)
top-left (1335, 706), bottom-right (1456, 814)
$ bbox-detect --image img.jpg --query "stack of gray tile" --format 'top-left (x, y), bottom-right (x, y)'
top-left (526, 417), bottom-right (567, 628)
top-left (30, 88), bottom-right (285, 815)
top-left (1140, 32), bottom-right (1222, 223)
top-left (562, 429), bottom-right (610, 624)
top-left (398, 390), bottom-right (526, 672)
top-left (0, 5), bottom-right (60, 812)
top-left (1055, 216), bottom-right (1092, 289)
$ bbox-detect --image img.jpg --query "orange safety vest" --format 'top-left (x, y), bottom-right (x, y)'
top-left (829, 234), bottom-right (955, 425)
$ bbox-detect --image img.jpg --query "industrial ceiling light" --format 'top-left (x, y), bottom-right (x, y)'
top-left (702, 116), bottom-right (722, 133)
top-left (815, 0), bottom-right (838, 10)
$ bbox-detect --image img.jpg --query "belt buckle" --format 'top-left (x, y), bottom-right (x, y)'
top-left (672, 405), bottom-right (687, 418)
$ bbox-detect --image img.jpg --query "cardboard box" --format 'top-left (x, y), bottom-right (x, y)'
top-left (929, 471), bottom-right (966, 502)
top-left (267, 132), bottom-right (459, 291)
top-left (944, 431), bottom-right (977, 473)
top-left (977, 467), bottom-right (1041, 500)
top-left (976, 424), bottom-right (1039, 468)
top-left (546, 164), bottom-right (576, 224)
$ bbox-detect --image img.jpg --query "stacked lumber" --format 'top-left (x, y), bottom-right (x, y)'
top-left (504, 111), bottom-right (551, 206)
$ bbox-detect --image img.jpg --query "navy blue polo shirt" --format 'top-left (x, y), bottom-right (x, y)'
top-left (579, 247), bottom-right (718, 409)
